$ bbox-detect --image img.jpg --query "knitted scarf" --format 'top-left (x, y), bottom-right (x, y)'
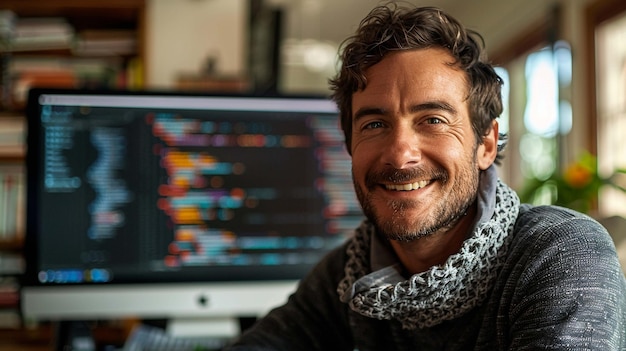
top-left (337, 179), bottom-right (520, 329)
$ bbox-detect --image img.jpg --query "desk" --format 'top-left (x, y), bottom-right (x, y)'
top-left (0, 322), bottom-right (131, 351)
top-left (0, 327), bottom-right (52, 351)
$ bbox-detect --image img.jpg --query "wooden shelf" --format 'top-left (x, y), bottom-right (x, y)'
top-left (0, 239), bottom-right (23, 252)
top-left (1, 0), bottom-right (145, 42)
top-left (0, 0), bottom-right (144, 21)
top-left (0, 153), bottom-right (25, 162)
top-left (0, 321), bottom-right (135, 351)
top-left (0, 326), bottom-right (53, 351)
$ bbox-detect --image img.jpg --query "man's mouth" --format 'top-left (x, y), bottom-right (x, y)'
top-left (384, 180), bottom-right (431, 191)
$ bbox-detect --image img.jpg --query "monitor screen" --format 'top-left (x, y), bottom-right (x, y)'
top-left (21, 88), bottom-right (362, 334)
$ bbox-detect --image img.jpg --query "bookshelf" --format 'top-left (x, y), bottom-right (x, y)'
top-left (0, 0), bottom-right (146, 111)
top-left (0, 0), bottom-right (147, 338)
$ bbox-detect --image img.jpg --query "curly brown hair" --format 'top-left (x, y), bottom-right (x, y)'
top-left (329, 3), bottom-right (506, 162)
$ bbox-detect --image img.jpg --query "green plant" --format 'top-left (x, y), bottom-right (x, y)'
top-left (519, 152), bottom-right (626, 214)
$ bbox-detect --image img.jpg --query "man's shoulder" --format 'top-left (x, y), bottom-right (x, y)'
top-left (511, 204), bottom-right (614, 253)
top-left (515, 203), bottom-right (607, 234)
top-left (504, 203), bottom-right (625, 295)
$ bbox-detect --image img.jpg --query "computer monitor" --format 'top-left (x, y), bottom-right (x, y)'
top-left (21, 88), bottom-right (362, 338)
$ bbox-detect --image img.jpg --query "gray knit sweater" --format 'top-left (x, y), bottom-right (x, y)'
top-left (226, 169), bottom-right (626, 350)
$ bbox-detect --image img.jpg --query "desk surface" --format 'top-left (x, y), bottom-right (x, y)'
top-left (0, 327), bottom-right (52, 351)
top-left (0, 322), bottom-right (131, 351)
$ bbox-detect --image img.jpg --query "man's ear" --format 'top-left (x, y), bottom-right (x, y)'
top-left (476, 120), bottom-right (499, 170)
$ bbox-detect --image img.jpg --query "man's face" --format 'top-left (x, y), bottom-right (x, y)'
top-left (350, 48), bottom-right (495, 242)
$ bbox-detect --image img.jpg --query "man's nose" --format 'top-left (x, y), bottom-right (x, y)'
top-left (383, 127), bottom-right (421, 169)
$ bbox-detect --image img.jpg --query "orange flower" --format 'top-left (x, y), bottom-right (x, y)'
top-left (563, 163), bottom-right (593, 188)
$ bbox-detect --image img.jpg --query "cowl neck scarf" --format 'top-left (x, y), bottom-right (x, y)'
top-left (337, 176), bottom-right (520, 330)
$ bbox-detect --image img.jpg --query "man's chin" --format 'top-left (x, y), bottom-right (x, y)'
top-left (371, 216), bottom-right (437, 242)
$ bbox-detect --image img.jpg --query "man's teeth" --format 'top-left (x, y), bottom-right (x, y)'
top-left (385, 180), bottom-right (430, 191)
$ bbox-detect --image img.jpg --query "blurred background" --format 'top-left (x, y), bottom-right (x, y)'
top-left (2, 0), bottom-right (626, 218)
top-left (0, 0), bottom-right (625, 348)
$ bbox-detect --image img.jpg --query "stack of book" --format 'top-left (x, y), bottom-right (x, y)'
top-left (0, 275), bottom-right (20, 329)
top-left (74, 29), bottom-right (137, 57)
top-left (11, 16), bottom-right (74, 52)
top-left (0, 11), bottom-right (15, 110)
top-left (1, 12), bottom-right (141, 109)
top-left (0, 10), bottom-right (15, 46)
top-left (0, 116), bottom-right (23, 159)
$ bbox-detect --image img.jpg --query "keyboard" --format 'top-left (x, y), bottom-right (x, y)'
top-left (123, 323), bottom-right (229, 351)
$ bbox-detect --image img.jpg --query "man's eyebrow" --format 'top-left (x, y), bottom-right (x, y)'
top-left (353, 107), bottom-right (386, 121)
top-left (353, 101), bottom-right (457, 121)
top-left (409, 101), bottom-right (457, 115)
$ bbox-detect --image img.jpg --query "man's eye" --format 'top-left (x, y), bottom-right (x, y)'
top-left (426, 117), bottom-right (443, 124)
top-left (364, 121), bottom-right (384, 129)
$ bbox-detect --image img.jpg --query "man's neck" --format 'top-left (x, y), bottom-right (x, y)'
top-left (390, 204), bottom-right (478, 275)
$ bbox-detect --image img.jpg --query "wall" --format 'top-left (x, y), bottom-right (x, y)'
top-left (145, 0), bottom-right (247, 88)
top-left (558, 0), bottom-right (594, 161)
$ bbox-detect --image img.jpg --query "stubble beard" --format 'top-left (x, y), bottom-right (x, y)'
top-left (354, 161), bottom-right (480, 243)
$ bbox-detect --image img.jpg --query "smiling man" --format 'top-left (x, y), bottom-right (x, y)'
top-left (349, 48), bottom-right (493, 275)
top-left (225, 4), bottom-right (626, 350)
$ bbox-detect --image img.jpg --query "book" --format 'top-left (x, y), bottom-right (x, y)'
top-left (74, 29), bottom-right (137, 57)
top-left (0, 253), bottom-right (23, 276)
top-left (0, 164), bottom-right (24, 241)
top-left (0, 277), bottom-right (19, 308)
top-left (11, 17), bottom-right (74, 52)
top-left (0, 116), bottom-right (24, 159)
top-left (0, 309), bottom-right (20, 329)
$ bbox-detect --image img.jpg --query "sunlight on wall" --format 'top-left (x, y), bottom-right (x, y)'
top-left (596, 12), bottom-right (626, 217)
